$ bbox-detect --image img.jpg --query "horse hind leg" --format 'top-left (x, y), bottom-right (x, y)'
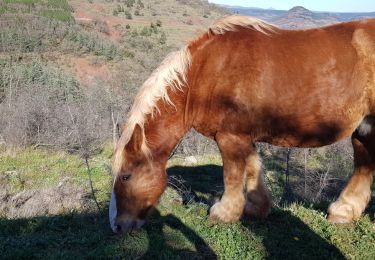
top-left (328, 117), bottom-right (375, 223)
top-left (243, 152), bottom-right (271, 219)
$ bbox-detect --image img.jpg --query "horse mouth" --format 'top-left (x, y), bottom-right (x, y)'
top-left (112, 219), bottom-right (145, 234)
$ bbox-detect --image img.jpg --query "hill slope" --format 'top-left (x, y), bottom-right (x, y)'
top-left (227, 5), bottom-right (375, 28)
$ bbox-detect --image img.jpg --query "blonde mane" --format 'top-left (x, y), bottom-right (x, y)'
top-left (112, 47), bottom-right (191, 174)
top-left (209, 15), bottom-right (275, 35)
top-left (112, 16), bottom-right (274, 175)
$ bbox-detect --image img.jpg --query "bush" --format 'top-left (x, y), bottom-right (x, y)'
top-left (126, 0), bottom-right (135, 8)
top-left (159, 31), bottom-right (167, 44)
top-left (137, 0), bottom-right (144, 8)
top-left (124, 10), bottom-right (132, 19)
top-left (0, 60), bottom-right (130, 150)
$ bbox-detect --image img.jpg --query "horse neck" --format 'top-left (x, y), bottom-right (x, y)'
top-left (143, 90), bottom-right (190, 163)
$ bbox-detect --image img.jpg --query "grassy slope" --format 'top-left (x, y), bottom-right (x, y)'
top-left (1, 149), bottom-right (375, 259)
top-left (0, 0), bottom-right (74, 21)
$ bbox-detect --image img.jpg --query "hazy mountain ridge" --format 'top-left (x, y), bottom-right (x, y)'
top-left (225, 5), bottom-right (375, 28)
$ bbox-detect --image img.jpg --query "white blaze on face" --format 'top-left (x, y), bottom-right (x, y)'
top-left (109, 189), bottom-right (117, 232)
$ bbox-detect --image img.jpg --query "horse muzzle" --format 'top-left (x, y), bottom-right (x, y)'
top-left (112, 218), bottom-right (145, 234)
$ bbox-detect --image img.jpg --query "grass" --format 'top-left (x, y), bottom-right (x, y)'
top-left (2, 0), bottom-right (74, 22)
top-left (1, 149), bottom-right (375, 259)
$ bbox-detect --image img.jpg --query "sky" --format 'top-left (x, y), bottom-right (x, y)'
top-left (208, 0), bottom-right (375, 13)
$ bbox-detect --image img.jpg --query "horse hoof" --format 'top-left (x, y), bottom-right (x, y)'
top-left (327, 214), bottom-right (352, 224)
top-left (327, 201), bottom-right (355, 224)
top-left (209, 201), bottom-right (241, 223)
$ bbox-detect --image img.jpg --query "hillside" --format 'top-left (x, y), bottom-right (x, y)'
top-left (227, 5), bottom-right (375, 28)
top-left (1, 1), bottom-right (375, 259)
top-left (272, 6), bottom-right (338, 28)
top-left (0, 0), bottom-right (227, 151)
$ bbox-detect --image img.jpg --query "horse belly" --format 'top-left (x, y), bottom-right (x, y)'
top-left (256, 115), bottom-right (362, 148)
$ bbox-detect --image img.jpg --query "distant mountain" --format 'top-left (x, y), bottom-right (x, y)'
top-left (273, 6), bottom-right (338, 28)
top-left (225, 5), bottom-right (375, 29)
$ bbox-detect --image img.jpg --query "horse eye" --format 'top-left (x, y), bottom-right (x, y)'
top-left (121, 174), bottom-right (131, 182)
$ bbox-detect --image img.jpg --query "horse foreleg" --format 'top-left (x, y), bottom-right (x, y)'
top-left (209, 133), bottom-right (251, 223)
top-left (328, 131), bottom-right (375, 223)
top-left (243, 152), bottom-right (271, 219)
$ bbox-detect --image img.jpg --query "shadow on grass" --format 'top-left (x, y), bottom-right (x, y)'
top-left (167, 164), bottom-right (223, 205)
top-left (242, 211), bottom-right (345, 259)
top-left (0, 209), bottom-right (217, 259)
top-left (168, 164), bottom-right (345, 259)
top-left (1, 164), bottom-right (356, 259)
top-left (143, 210), bottom-right (217, 259)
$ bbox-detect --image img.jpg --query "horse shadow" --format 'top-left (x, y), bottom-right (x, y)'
top-left (0, 209), bottom-right (216, 259)
top-left (142, 210), bottom-right (217, 259)
top-left (2, 164), bottom-right (361, 258)
top-left (167, 164), bottom-right (345, 259)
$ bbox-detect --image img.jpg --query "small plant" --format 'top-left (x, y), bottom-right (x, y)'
top-left (156, 19), bottom-right (162, 27)
top-left (159, 31), bottom-right (167, 45)
top-left (126, 0), bottom-right (135, 8)
top-left (137, 0), bottom-right (144, 8)
top-left (150, 23), bottom-right (158, 34)
top-left (131, 29), bottom-right (138, 37)
top-left (116, 4), bottom-right (124, 13)
top-left (134, 10), bottom-right (140, 16)
top-left (125, 24), bottom-right (130, 29)
top-left (140, 26), bottom-right (151, 36)
top-left (123, 49), bottom-right (135, 58)
top-left (124, 10), bottom-right (132, 19)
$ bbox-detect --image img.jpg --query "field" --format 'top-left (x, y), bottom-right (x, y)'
top-left (1, 0), bottom-right (375, 259)
top-left (1, 149), bottom-right (375, 259)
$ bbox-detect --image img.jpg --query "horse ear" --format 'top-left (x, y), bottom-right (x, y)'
top-left (126, 124), bottom-right (143, 154)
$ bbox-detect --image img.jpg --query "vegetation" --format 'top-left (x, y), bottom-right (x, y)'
top-left (0, 0), bottom-right (374, 259)
top-left (0, 0), bottom-right (74, 22)
top-left (1, 149), bottom-right (375, 259)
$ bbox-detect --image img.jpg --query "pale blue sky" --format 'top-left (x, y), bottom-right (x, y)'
top-left (209, 0), bottom-right (375, 13)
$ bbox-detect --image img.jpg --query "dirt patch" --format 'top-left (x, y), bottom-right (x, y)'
top-left (0, 175), bottom-right (90, 219)
top-left (62, 56), bottom-right (111, 86)
top-left (71, 1), bottom-right (125, 40)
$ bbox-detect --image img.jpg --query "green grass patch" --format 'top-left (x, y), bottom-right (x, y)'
top-left (1, 0), bottom-right (74, 22)
top-left (1, 149), bottom-right (375, 258)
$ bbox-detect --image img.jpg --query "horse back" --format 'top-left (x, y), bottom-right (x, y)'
top-left (188, 19), bottom-right (375, 147)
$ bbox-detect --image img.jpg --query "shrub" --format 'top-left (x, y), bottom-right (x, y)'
top-left (124, 10), bottom-right (132, 19)
top-left (159, 31), bottom-right (167, 44)
top-left (126, 0), bottom-right (135, 8)
top-left (137, 0), bottom-right (144, 8)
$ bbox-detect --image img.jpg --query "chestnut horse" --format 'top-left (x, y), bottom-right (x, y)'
top-left (110, 16), bottom-right (375, 233)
